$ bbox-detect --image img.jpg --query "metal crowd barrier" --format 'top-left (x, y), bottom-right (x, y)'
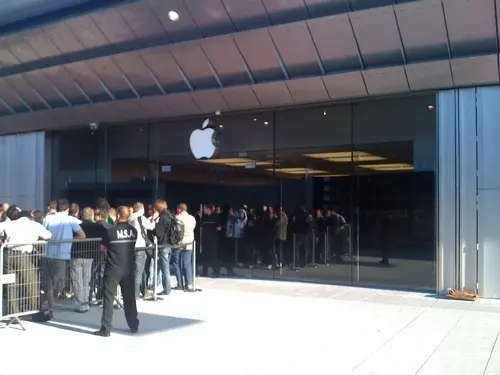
top-left (218, 225), bottom-right (352, 275)
top-left (1, 237), bottom-right (198, 330)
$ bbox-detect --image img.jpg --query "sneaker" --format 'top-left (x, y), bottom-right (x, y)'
top-left (74, 305), bottom-right (90, 313)
top-left (93, 328), bottom-right (110, 337)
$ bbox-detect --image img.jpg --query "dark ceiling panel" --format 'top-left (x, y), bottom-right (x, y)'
top-left (350, 0), bottom-right (393, 10)
top-left (234, 28), bottom-right (284, 82)
top-left (137, 96), bottom-right (172, 119)
top-left (286, 77), bottom-right (329, 104)
top-left (42, 23), bottom-right (85, 54)
top-left (307, 14), bottom-right (361, 73)
top-left (87, 101), bottom-right (117, 123)
top-left (304, 0), bottom-right (350, 17)
top-left (107, 99), bottom-right (145, 122)
top-left (23, 30), bottom-right (61, 59)
top-left (3, 75), bottom-right (46, 110)
top-left (43, 66), bottom-right (89, 105)
top-left (443, 0), bottom-right (497, 57)
top-left (322, 71), bottom-right (368, 99)
top-left (261, 0), bottom-right (309, 24)
top-left (350, 6), bottom-right (404, 67)
top-left (451, 55), bottom-right (499, 86)
top-left (164, 92), bottom-right (201, 116)
top-left (3, 34), bottom-right (41, 63)
top-left (169, 42), bottom-right (220, 90)
top-left (22, 70), bottom-right (65, 106)
top-left (184, 0), bottom-right (235, 36)
top-left (65, 61), bottom-right (108, 101)
top-left (395, 0), bottom-right (449, 62)
top-left (65, 15), bottom-right (110, 49)
top-left (51, 106), bottom-right (94, 127)
top-left (220, 0), bottom-right (270, 30)
top-left (0, 79), bottom-right (28, 111)
top-left (91, 8), bottom-right (136, 44)
top-left (201, 35), bottom-right (250, 85)
top-left (86, 57), bottom-right (133, 99)
top-left (139, 46), bottom-right (188, 93)
top-left (220, 85), bottom-right (260, 109)
top-left (112, 52), bottom-right (159, 95)
top-left (362, 66), bottom-right (409, 95)
top-left (118, 1), bottom-right (168, 41)
top-left (190, 90), bottom-right (229, 113)
top-left (0, 48), bottom-right (20, 68)
top-left (269, 22), bottom-right (322, 77)
top-left (147, 0), bottom-right (202, 42)
top-left (405, 60), bottom-right (453, 91)
top-left (252, 81), bottom-right (294, 106)
top-left (0, 98), bottom-right (11, 116)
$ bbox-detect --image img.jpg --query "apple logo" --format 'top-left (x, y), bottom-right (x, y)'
top-left (189, 118), bottom-right (220, 159)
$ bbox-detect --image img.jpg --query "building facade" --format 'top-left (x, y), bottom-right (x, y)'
top-left (0, 0), bottom-right (499, 296)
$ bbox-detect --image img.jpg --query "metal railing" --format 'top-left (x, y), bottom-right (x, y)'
top-left (1, 237), bottom-right (198, 330)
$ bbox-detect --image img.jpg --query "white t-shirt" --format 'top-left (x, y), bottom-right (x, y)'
top-left (4, 217), bottom-right (52, 253)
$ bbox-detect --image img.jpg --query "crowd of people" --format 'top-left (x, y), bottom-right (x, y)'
top-left (0, 198), bottom-right (197, 335)
top-left (1, 197), bottom-right (350, 334)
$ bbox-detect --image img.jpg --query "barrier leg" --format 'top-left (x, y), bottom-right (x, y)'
top-left (311, 232), bottom-right (317, 267)
top-left (291, 234), bottom-right (298, 271)
top-left (234, 239), bottom-right (239, 267)
top-left (192, 241), bottom-right (202, 292)
top-left (324, 230), bottom-right (329, 265)
top-left (279, 241), bottom-right (283, 277)
top-left (152, 241), bottom-right (163, 301)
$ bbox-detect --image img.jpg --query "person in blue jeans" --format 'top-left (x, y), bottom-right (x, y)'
top-left (152, 199), bottom-right (174, 296)
top-left (174, 203), bottom-right (197, 292)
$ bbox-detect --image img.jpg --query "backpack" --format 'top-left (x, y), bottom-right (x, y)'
top-left (166, 213), bottom-right (185, 247)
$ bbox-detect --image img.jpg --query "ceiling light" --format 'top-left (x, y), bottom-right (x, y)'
top-left (264, 121), bottom-right (269, 125)
top-left (304, 151), bottom-right (386, 162)
top-left (268, 168), bottom-right (329, 175)
top-left (199, 158), bottom-right (272, 167)
top-left (323, 111), bottom-right (327, 116)
top-left (359, 163), bottom-right (413, 171)
top-left (253, 118), bottom-right (257, 122)
top-left (218, 124), bottom-right (223, 128)
top-left (428, 105), bottom-right (434, 110)
top-left (168, 11), bottom-right (180, 21)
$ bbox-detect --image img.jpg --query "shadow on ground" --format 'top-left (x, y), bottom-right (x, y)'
top-left (35, 304), bottom-right (203, 336)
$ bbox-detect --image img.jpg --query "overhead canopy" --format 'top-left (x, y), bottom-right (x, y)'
top-left (0, 0), bottom-right (499, 134)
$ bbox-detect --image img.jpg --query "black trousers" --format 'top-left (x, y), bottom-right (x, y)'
top-left (101, 269), bottom-right (138, 332)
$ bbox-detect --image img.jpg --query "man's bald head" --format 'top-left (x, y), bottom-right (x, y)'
top-left (116, 206), bottom-right (131, 222)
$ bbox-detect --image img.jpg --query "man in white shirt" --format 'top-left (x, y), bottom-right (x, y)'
top-left (43, 199), bottom-right (85, 315)
top-left (3, 210), bottom-right (52, 318)
top-left (129, 202), bottom-right (155, 299)
top-left (173, 203), bottom-right (196, 292)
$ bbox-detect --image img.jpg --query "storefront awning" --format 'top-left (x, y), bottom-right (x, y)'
top-left (0, 0), bottom-right (498, 134)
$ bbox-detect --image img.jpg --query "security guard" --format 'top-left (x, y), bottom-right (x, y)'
top-left (94, 206), bottom-right (139, 337)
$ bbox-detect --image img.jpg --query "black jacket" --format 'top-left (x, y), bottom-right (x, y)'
top-left (71, 219), bottom-right (107, 259)
top-left (154, 211), bottom-right (174, 246)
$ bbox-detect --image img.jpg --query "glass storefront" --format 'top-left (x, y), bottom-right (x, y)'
top-left (50, 94), bottom-right (437, 291)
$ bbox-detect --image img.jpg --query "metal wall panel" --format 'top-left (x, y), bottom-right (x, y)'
top-left (436, 90), bottom-right (459, 293)
top-left (0, 131), bottom-right (46, 210)
top-left (91, 8), bottom-right (137, 44)
top-left (184, 0), bottom-right (235, 36)
top-left (118, 1), bottom-right (168, 40)
top-left (476, 87), bottom-right (500, 297)
top-left (406, 60), bottom-right (453, 91)
top-left (457, 89), bottom-right (478, 293)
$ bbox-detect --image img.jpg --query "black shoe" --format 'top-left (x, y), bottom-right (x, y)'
top-left (172, 286), bottom-right (183, 291)
top-left (184, 287), bottom-right (195, 293)
top-left (93, 328), bottom-right (110, 337)
top-left (130, 326), bottom-right (139, 334)
top-left (158, 290), bottom-right (171, 296)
